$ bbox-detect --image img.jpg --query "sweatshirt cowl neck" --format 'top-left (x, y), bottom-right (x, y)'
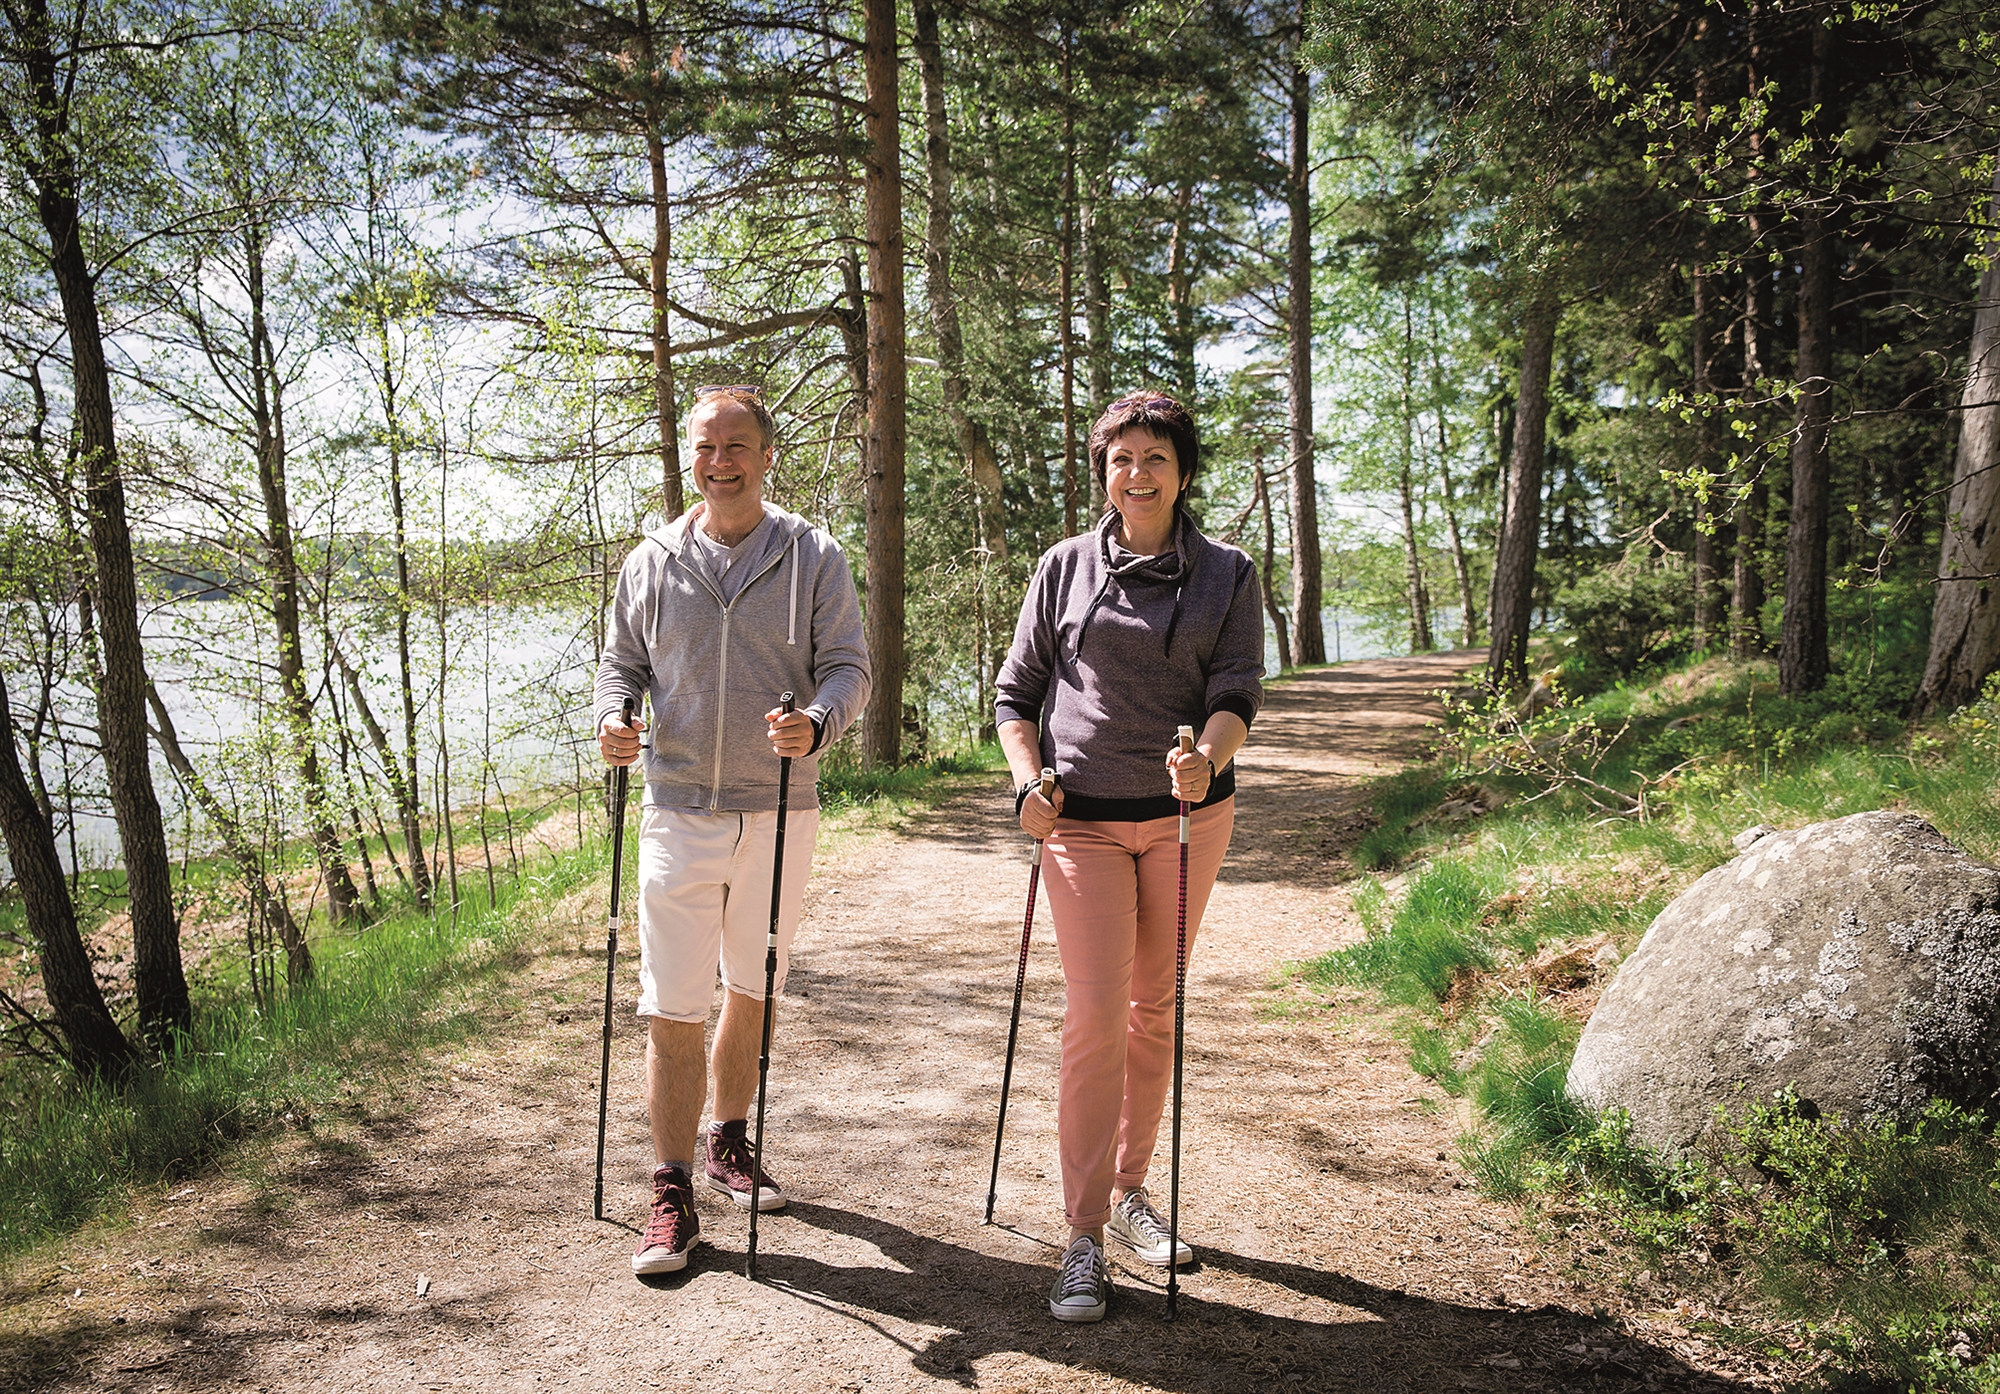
top-left (1098, 506), bottom-right (1191, 584)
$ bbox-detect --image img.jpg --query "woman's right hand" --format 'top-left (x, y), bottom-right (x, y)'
top-left (1020, 782), bottom-right (1063, 840)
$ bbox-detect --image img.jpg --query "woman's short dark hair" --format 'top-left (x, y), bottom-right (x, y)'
top-left (1087, 391), bottom-right (1199, 502)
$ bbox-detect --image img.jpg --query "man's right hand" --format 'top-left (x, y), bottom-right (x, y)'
top-left (599, 711), bottom-right (646, 767)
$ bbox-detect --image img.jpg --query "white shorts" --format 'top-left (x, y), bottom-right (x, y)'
top-left (634, 804), bottom-right (819, 1023)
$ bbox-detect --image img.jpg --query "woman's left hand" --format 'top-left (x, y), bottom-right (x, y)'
top-left (1166, 743), bottom-right (1212, 803)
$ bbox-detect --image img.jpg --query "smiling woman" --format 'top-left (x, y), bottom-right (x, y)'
top-left (991, 389), bottom-right (1266, 1323)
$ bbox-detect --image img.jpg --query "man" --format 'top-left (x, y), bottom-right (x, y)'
top-left (595, 385), bottom-right (870, 1277)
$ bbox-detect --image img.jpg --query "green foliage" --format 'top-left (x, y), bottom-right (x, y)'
top-left (1553, 555), bottom-right (1695, 688)
top-left (1311, 637), bottom-right (2000, 1390)
top-left (0, 842), bottom-right (599, 1259)
top-left (1303, 858), bottom-right (1499, 1005)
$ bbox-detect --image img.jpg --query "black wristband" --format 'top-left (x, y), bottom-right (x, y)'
top-left (1015, 775), bottom-right (1057, 817)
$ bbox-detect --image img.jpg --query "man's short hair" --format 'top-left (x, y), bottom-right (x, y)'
top-left (686, 384), bottom-right (775, 451)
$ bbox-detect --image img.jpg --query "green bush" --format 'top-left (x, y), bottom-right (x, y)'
top-left (1303, 859), bottom-right (1497, 1005)
top-left (1555, 556), bottom-right (1695, 688)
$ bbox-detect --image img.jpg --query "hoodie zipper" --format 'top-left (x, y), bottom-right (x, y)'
top-left (693, 524), bottom-right (802, 811)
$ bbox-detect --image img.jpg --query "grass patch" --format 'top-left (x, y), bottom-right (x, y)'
top-left (0, 841), bottom-right (599, 1260)
top-left (1299, 644), bottom-right (2000, 1390)
top-left (0, 747), bottom-right (993, 1264)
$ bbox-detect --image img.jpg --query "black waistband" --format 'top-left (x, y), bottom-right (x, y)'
top-left (1057, 765), bottom-right (1236, 824)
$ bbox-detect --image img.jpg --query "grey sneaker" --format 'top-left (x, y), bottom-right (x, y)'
top-left (1107, 1187), bottom-right (1193, 1268)
top-left (1048, 1234), bottom-right (1109, 1322)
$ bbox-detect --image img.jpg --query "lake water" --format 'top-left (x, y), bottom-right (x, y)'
top-left (13, 598), bottom-right (1452, 872)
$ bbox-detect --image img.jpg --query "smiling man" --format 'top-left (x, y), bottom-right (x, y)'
top-left (594, 385), bottom-right (870, 1279)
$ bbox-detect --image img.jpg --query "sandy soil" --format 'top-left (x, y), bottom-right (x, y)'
top-left (0, 652), bottom-right (1783, 1393)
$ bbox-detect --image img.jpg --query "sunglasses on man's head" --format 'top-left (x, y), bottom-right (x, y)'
top-left (694, 383), bottom-right (765, 397)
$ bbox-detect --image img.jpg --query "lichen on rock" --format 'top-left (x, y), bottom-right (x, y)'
top-left (1566, 810), bottom-right (2000, 1155)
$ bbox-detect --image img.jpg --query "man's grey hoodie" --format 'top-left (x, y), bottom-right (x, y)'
top-left (593, 502), bottom-right (871, 812)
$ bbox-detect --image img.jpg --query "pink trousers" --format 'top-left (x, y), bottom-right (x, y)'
top-left (1040, 799), bottom-right (1234, 1231)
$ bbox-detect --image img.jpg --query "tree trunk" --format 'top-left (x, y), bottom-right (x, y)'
top-left (1082, 174), bottom-right (1111, 518)
top-left (859, 0), bottom-right (907, 768)
top-left (1913, 165), bottom-right (2000, 715)
top-left (1166, 180), bottom-right (1197, 400)
top-left (366, 305), bottom-right (433, 908)
top-left (913, 0), bottom-right (1004, 561)
top-left (1733, 258), bottom-right (1769, 656)
top-left (632, 0), bottom-right (682, 516)
top-left (1778, 26), bottom-right (1838, 697)
top-left (0, 670), bottom-right (138, 1081)
top-left (1058, 28), bottom-right (1078, 537)
top-left (1692, 262), bottom-right (1724, 647)
top-left (1487, 296), bottom-right (1558, 687)
top-left (1429, 313), bottom-right (1478, 646)
top-left (245, 224), bottom-right (355, 942)
top-left (648, 125), bottom-right (683, 518)
top-left (1255, 465), bottom-right (1293, 670)
top-left (1287, 23), bottom-right (1325, 665)
top-left (20, 0), bottom-right (189, 1047)
top-left (145, 688), bottom-right (310, 989)
top-left (1398, 296), bottom-right (1433, 654)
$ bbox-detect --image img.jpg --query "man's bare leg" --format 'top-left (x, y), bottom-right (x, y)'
top-left (646, 1016), bottom-right (707, 1169)
top-left (710, 987), bottom-right (771, 1123)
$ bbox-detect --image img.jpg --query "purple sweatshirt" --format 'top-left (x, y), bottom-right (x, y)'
top-left (995, 509), bottom-right (1265, 821)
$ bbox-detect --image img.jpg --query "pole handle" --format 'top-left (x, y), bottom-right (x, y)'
top-left (1176, 725), bottom-right (1194, 754)
top-left (780, 691), bottom-right (796, 716)
top-left (1036, 766), bottom-right (1055, 800)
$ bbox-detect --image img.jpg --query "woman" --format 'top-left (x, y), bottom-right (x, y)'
top-left (994, 391), bottom-right (1265, 1322)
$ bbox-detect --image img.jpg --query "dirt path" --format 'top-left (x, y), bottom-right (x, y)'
top-left (1, 652), bottom-right (1771, 1393)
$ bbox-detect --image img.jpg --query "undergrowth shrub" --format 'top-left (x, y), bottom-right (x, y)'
top-left (1554, 555), bottom-right (1695, 688)
top-left (1304, 859), bottom-right (1498, 1005)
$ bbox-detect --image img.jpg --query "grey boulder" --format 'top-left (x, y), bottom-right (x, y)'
top-left (1566, 810), bottom-right (2000, 1154)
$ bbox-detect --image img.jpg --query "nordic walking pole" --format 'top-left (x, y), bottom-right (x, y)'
top-left (985, 765), bottom-right (1057, 1225)
top-left (593, 696), bottom-right (636, 1222)
top-left (1166, 724), bottom-right (1194, 1320)
top-left (747, 691), bottom-right (795, 1280)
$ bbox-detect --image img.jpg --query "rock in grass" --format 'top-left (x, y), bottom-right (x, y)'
top-left (1566, 810), bottom-right (2000, 1154)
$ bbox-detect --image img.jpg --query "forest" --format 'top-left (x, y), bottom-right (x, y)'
top-left (2, 0), bottom-right (1999, 1295)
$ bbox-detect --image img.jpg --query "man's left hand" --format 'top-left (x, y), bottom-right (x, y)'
top-left (767, 706), bottom-right (814, 758)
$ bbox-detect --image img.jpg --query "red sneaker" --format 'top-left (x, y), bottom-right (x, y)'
top-left (631, 1165), bottom-right (700, 1275)
top-left (705, 1120), bottom-right (786, 1211)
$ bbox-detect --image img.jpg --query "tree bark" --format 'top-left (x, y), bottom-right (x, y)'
top-left (0, 670), bottom-right (138, 1081)
top-left (1287, 23), bottom-right (1325, 664)
top-left (859, 0), bottom-right (907, 767)
top-left (1778, 24), bottom-right (1838, 697)
top-left (17, 0), bottom-right (189, 1047)
top-left (1398, 293), bottom-right (1433, 653)
top-left (1913, 165), bottom-right (2000, 715)
top-left (1732, 260), bottom-right (1769, 656)
top-left (1428, 313), bottom-right (1477, 646)
top-left (1487, 296), bottom-right (1558, 687)
top-left (1166, 180), bottom-right (1197, 400)
top-left (1058, 28), bottom-right (1078, 537)
top-left (913, 0), bottom-right (1004, 561)
top-left (364, 299), bottom-right (432, 907)
top-left (244, 222), bottom-right (356, 939)
top-left (145, 688), bottom-right (310, 989)
top-left (1255, 465), bottom-right (1293, 670)
top-left (1692, 262), bottom-right (1724, 647)
top-left (1082, 173), bottom-right (1111, 518)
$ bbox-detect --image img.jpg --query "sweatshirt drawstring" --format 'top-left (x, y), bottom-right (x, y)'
top-left (1071, 572), bottom-right (1115, 664)
top-left (787, 534), bottom-right (800, 645)
top-left (1163, 581), bottom-right (1185, 655)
